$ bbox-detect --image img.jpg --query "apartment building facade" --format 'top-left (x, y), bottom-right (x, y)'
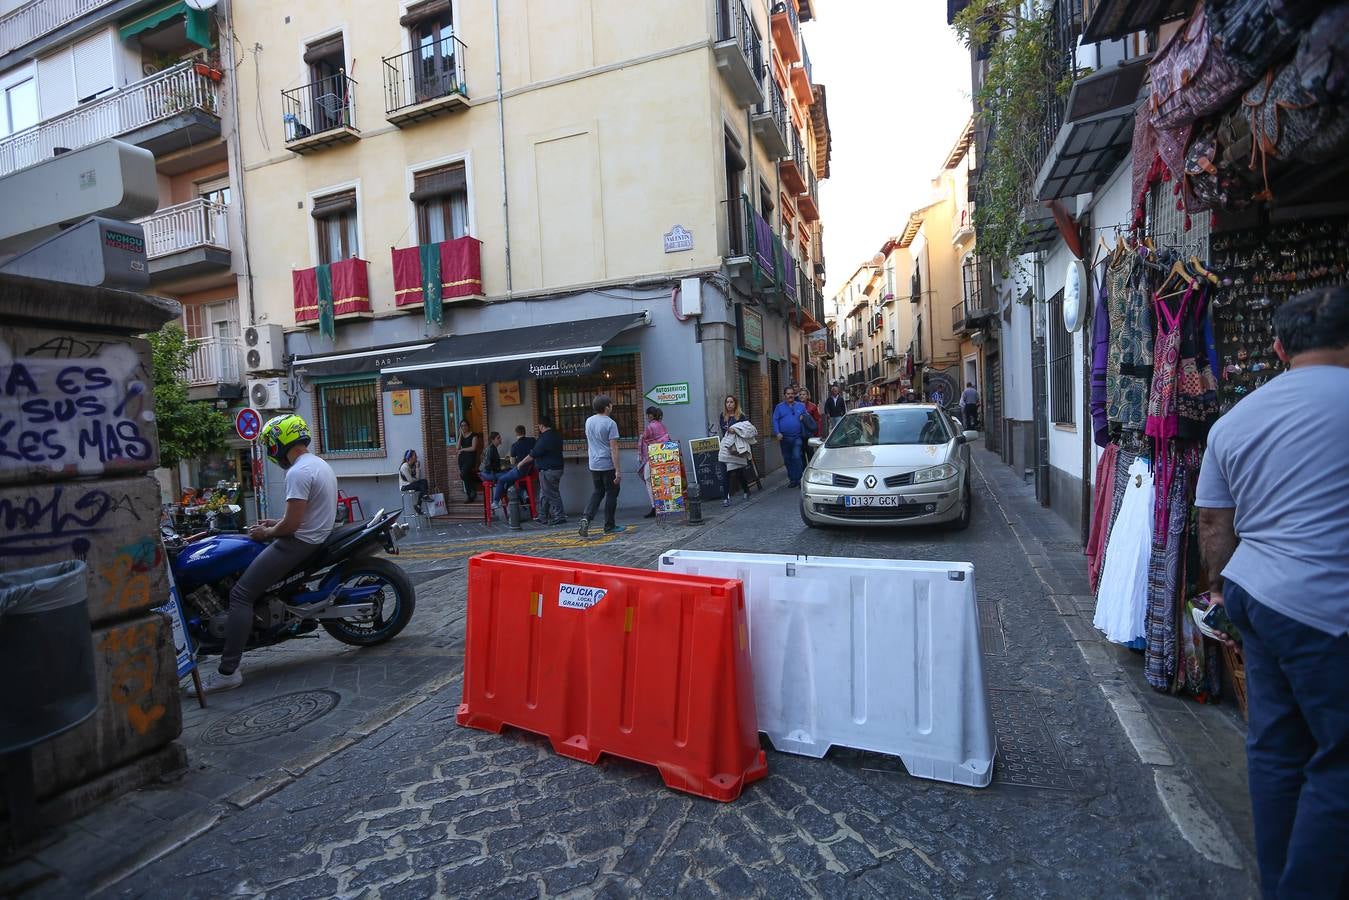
top-left (230, 0), bottom-right (831, 515)
top-left (0, 0), bottom-right (255, 495)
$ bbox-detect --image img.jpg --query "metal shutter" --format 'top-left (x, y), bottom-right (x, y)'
top-left (36, 47), bottom-right (75, 119)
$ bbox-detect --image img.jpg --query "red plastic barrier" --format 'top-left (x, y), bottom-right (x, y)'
top-left (456, 551), bottom-right (767, 802)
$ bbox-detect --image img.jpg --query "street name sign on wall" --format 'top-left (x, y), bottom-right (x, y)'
top-left (663, 225), bottom-right (694, 253)
top-left (644, 383), bottom-right (690, 405)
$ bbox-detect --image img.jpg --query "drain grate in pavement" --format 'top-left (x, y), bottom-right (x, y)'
top-left (988, 689), bottom-right (1083, 793)
top-left (978, 601), bottom-right (1006, 654)
top-left (201, 690), bottom-right (340, 746)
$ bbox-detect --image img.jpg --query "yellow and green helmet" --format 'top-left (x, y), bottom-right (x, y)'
top-left (260, 413), bottom-right (312, 468)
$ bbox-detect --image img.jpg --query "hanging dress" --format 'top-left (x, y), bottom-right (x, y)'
top-left (1145, 286), bottom-right (1190, 443)
top-left (1106, 254), bottom-right (1154, 432)
top-left (1094, 457), bottom-right (1155, 645)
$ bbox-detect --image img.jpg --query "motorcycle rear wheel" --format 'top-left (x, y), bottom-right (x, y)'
top-left (320, 557), bottom-right (416, 646)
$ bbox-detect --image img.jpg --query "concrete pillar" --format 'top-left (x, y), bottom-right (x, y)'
top-left (0, 273), bottom-right (184, 836)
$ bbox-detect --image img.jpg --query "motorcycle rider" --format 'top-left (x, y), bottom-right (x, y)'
top-left (196, 414), bottom-right (337, 694)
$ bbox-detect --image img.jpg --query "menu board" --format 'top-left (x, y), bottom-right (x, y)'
top-left (646, 441), bottom-right (686, 515)
top-left (688, 437), bottom-right (725, 500)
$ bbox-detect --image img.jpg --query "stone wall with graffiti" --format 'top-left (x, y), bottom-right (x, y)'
top-left (0, 275), bottom-right (182, 812)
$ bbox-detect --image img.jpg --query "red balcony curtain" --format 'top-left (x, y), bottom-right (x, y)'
top-left (330, 258), bottom-right (372, 317)
top-left (392, 246), bottom-right (424, 308)
top-left (293, 267), bottom-right (319, 324)
top-left (440, 236), bottom-right (482, 300)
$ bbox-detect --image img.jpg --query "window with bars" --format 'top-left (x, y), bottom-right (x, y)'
top-left (537, 354), bottom-right (641, 443)
top-left (1048, 290), bottom-right (1074, 425)
top-left (313, 189), bottom-right (358, 265)
top-left (411, 162), bottom-right (469, 244)
top-left (317, 379), bottom-right (383, 453)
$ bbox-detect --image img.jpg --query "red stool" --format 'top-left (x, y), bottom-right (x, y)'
top-left (481, 472), bottom-right (539, 524)
top-left (336, 490), bottom-right (364, 523)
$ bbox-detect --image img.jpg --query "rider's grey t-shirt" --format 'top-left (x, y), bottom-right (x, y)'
top-left (286, 451), bottom-right (338, 545)
top-left (585, 413), bottom-right (619, 471)
top-left (1195, 365), bottom-right (1349, 636)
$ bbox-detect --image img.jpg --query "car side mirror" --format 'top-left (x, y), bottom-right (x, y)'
top-left (807, 437), bottom-right (823, 451)
top-left (958, 430), bottom-right (978, 444)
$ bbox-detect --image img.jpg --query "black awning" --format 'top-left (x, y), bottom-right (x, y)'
top-left (1082, 0), bottom-right (1188, 44)
top-left (380, 312), bottom-right (649, 390)
top-left (292, 337), bottom-right (443, 378)
top-left (1034, 60), bottom-right (1149, 202)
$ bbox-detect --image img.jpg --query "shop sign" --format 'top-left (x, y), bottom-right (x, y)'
top-left (527, 356), bottom-right (596, 379)
top-left (644, 382), bottom-right (690, 405)
top-left (497, 381), bottom-right (522, 406)
top-left (807, 328), bottom-right (828, 362)
top-left (663, 225), bottom-right (694, 253)
top-left (737, 305), bottom-right (764, 353)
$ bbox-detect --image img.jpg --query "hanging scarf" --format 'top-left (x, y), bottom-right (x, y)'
top-left (420, 242), bottom-right (443, 325)
top-left (315, 262), bottom-right (335, 338)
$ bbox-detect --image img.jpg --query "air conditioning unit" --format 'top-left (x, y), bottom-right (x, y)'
top-left (248, 377), bottom-right (289, 410)
top-left (243, 323), bottom-right (285, 373)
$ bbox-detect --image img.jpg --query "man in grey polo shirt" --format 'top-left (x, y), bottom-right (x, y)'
top-left (579, 394), bottom-right (623, 537)
top-left (1195, 287), bottom-right (1349, 900)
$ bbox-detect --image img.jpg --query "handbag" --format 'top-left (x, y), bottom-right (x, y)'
top-left (1149, 3), bottom-right (1249, 130)
top-left (1208, 0), bottom-right (1313, 80)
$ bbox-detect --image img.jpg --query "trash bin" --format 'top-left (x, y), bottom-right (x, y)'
top-left (0, 561), bottom-right (97, 755)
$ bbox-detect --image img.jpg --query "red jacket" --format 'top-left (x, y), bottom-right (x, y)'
top-left (804, 401), bottom-right (824, 437)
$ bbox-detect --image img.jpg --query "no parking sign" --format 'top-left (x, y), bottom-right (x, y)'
top-left (235, 407), bottom-right (262, 442)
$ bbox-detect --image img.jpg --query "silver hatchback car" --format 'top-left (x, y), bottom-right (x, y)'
top-left (800, 404), bottom-right (977, 529)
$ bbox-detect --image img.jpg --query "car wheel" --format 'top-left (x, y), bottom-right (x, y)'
top-left (800, 501), bottom-right (819, 529)
top-left (951, 478), bottom-right (972, 531)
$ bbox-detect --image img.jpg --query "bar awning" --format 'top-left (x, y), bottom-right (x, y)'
top-left (292, 337), bottom-right (442, 378)
top-left (380, 312), bottom-right (649, 390)
top-left (119, 2), bottom-right (212, 48)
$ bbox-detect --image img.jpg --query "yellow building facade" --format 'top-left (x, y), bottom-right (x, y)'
top-left (229, 0), bottom-right (831, 514)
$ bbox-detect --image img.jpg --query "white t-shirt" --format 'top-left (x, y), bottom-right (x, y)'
top-left (286, 451), bottom-right (338, 545)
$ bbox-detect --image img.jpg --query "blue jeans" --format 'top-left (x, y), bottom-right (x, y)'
top-left (492, 468), bottom-right (524, 504)
top-left (779, 435), bottom-right (803, 484)
top-left (1224, 579), bottom-right (1349, 899)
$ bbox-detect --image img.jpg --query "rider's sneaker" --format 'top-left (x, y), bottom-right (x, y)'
top-left (193, 669), bottom-right (243, 695)
top-left (578, 517), bottom-right (590, 537)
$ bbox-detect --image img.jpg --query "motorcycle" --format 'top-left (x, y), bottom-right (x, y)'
top-left (164, 508), bottom-right (416, 657)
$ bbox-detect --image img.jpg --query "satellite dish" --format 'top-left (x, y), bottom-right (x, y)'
top-left (1063, 257), bottom-right (1089, 333)
top-left (184, 0), bottom-right (219, 10)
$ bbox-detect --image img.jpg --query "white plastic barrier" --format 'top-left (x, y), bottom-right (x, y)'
top-left (658, 550), bottom-right (996, 788)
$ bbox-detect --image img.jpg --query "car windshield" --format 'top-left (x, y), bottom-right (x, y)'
top-left (824, 408), bottom-right (952, 448)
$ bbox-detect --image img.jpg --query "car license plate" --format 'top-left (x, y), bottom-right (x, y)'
top-left (843, 495), bottom-right (901, 507)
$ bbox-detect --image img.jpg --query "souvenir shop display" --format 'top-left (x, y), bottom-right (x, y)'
top-left (645, 441), bottom-right (687, 517)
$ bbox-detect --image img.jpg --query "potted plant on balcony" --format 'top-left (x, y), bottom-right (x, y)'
top-left (193, 51), bottom-right (224, 82)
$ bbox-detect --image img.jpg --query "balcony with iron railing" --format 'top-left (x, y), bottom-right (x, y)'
top-left (770, 0), bottom-right (801, 65)
top-left (751, 77), bottom-right (790, 159)
top-left (383, 36), bottom-right (468, 126)
top-left (282, 72), bottom-right (359, 154)
top-left (726, 194), bottom-right (778, 295)
top-left (0, 60), bottom-right (220, 177)
top-left (136, 197), bottom-right (230, 285)
top-left (714, 0), bottom-right (764, 107)
top-left (185, 335), bottom-right (242, 388)
top-left (797, 161), bottom-right (819, 222)
top-left (1030, 0), bottom-right (1082, 193)
top-left (779, 128), bottom-right (806, 195)
top-left (0, 0), bottom-right (116, 58)
top-left (789, 38), bottom-right (813, 107)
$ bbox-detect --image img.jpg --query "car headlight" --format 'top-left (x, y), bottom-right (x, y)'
top-left (911, 463), bottom-right (959, 484)
top-left (805, 469), bottom-right (835, 486)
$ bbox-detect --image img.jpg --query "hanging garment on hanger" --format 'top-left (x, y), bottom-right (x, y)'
top-left (1176, 293), bottom-right (1221, 440)
top-left (1090, 263), bottom-right (1112, 448)
top-left (1144, 446), bottom-right (1193, 691)
top-left (1086, 442), bottom-right (1121, 591)
top-left (1146, 285), bottom-right (1194, 443)
top-left (1094, 457), bottom-right (1156, 645)
top-left (1107, 254), bottom-right (1155, 432)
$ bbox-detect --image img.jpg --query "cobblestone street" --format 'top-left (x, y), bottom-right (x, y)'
top-left (14, 448), bottom-right (1257, 898)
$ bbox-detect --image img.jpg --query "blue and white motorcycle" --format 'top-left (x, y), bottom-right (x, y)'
top-left (164, 509), bottom-right (416, 655)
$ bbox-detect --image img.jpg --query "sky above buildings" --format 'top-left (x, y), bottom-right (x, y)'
top-left (806, 2), bottom-right (973, 298)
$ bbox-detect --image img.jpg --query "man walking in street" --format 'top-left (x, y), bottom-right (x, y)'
top-left (961, 382), bottom-right (980, 430)
top-left (579, 394), bottom-right (623, 536)
top-left (824, 383), bottom-right (847, 432)
top-left (1195, 287), bottom-right (1349, 900)
top-left (771, 386), bottom-right (808, 487)
top-left (516, 417), bottom-right (565, 525)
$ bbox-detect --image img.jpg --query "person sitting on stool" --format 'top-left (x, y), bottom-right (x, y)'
top-left (398, 449), bottom-right (429, 514)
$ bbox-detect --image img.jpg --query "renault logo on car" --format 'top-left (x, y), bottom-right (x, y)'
top-left (864, 475), bottom-right (877, 489)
